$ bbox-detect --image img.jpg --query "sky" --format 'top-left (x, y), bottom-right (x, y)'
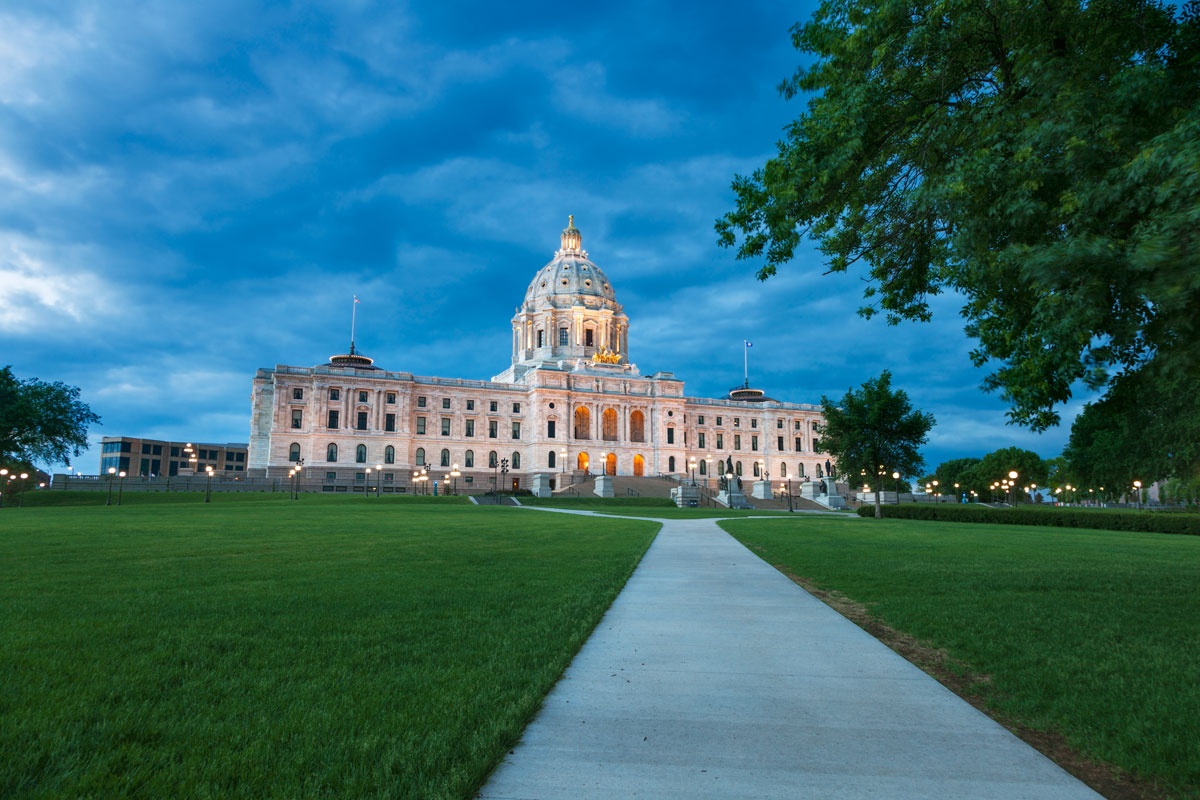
top-left (0, 0), bottom-right (1088, 476)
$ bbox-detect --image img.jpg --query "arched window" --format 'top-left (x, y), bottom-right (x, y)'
top-left (574, 406), bottom-right (591, 439)
top-left (465, 450), bottom-right (475, 468)
top-left (735, 461), bottom-right (743, 476)
top-left (512, 452), bottom-right (521, 469)
top-left (488, 451), bottom-right (498, 468)
top-left (415, 447), bottom-right (426, 466)
top-left (668, 455), bottom-right (676, 472)
top-left (816, 462), bottom-right (823, 478)
top-left (326, 443), bottom-right (338, 462)
top-left (780, 462), bottom-right (787, 478)
top-left (698, 459), bottom-right (707, 475)
top-left (753, 461), bottom-right (761, 477)
top-left (629, 410), bottom-right (645, 443)
top-left (799, 463), bottom-right (806, 477)
top-left (577, 452), bottom-right (589, 472)
top-left (602, 408), bottom-right (618, 441)
top-left (633, 454), bottom-right (645, 477)
top-left (548, 450), bottom-right (556, 469)
top-left (356, 444), bottom-right (367, 463)
top-left (440, 448), bottom-right (450, 467)
top-left (289, 443), bottom-right (301, 462)
top-left (384, 445), bottom-right (395, 464)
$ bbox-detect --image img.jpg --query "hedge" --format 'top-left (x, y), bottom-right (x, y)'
top-left (855, 503), bottom-right (1200, 535)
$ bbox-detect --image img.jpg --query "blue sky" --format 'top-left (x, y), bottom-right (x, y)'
top-left (0, 0), bottom-right (1085, 475)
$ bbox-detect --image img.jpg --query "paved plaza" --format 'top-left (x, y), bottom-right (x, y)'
top-left (479, 512), bottom-right (1102, 800)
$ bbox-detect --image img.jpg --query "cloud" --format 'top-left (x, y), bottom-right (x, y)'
top-left (0, 234), bottom-right (121, 334)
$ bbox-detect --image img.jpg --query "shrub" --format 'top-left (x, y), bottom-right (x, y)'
top-left (855, 503), bottom-right (1200, 535)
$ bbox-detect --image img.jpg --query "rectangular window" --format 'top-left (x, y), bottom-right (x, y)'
top-left (547, 420), bottom-right (556, 438)
top-left (330, 388), bottom-right (340, 401)
top-left (489, 401), bottom-right (498, 412)
top-left (751, 436), bottom-right (758, 451)
top-left (235, 453), bottom-right (245, 462)
top-left (152, 445), bottom-right (162, 455)
top-left (386, 392), bottom-right (396, 404)
top-left (293, 388), bottom-right (304, 400)
top-left (416, 417), bottom-right (426, 434)
top-left (465, 419), bottom-right (475, 437)
top-left (441, 418), bottom-right (451, 436)
top-left (795, 420), bottom-right (801, 430)
top-left (291, 409), bottom-right (303, 429)
top-left (169, 461), bottom-right (179, 476)
top-left (716, 416), bottom-right (723, 426)
top-left (326, 471), bottom-right (337, 481)
top-left (777, 419), bottom-right (784, 429)
top-left (225, 464), bottom-right (234, 471)
top-left (751, 419), bottom-right (757, 429)
top-left (417, 396), bottom-right (427, 408)
top-left (734, 418), bottom-right (741, 427)
top-left (537, 329), bottom-right (544, 347)
top-left (698, 415), bottom-right (705, 425)
top-left (385, 413), bottom-right (396, 432)
top-left (667, 428), bottom-right (675, 444)
top-left (716, 433), bottom-right (724, 449)
top-left (795, 437), bottom-right (803, 451)
top-left (151, 458), bottom-right (161, 474)
top-left (698, 432), bottom-right (706, 449)
top-left (141, 443), bottom-right (151, 454)
top-left (585, 329), bottom-right (594, 347)
top-left (121, 442), bottom-right (132, 452)
top-left (778, 436), bottom-right (784, 451)
top-left (559, 328), bottom-right (569, 346)
top-left (359, 391), bottom-right (368, 403)
top-left (512, 421), bottom-right (521, 439)
top-left (170, 446), bottom-right (180, 457)
top-left (442, 398), bottom-right (451, 409)
top-left (140, 457), bottom-right (150, 474)
top-left (489, 420), bottom-right (498, 438)
top-left (734, 435), bottom-right (742, 450)
top-left (467, 399), bottom-right (475, 411)
top-left (357, 411), bottom-right (368, 431)
top-left (512, 402), bottom-right (521, 414)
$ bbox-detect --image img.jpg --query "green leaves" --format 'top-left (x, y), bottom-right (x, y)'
top-left (0, 366), bottom-right (100, 468)
top-left (718, 0), bottom-right (1199, 434)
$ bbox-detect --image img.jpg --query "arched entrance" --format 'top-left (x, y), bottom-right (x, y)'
top-left (577, 452), bottom-right (590, 472)
top-left (605, 453), bottom-right (617, 476)
top-left (633, 454), bottom-right (645, 477)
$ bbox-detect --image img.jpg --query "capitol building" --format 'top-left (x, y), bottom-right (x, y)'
top-left (247, 218), bottom-right (831, 493)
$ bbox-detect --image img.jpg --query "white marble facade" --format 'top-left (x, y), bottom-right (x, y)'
top-left (248, 219), bottom-right (831, 492)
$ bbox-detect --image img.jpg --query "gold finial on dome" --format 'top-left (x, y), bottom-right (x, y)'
top-left (560, 214), bottom-right (582, 253)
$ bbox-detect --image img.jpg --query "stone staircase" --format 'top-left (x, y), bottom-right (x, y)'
top-left (552, 474), bottom-right (830, 511)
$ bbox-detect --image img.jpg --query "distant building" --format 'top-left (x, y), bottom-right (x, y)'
top-left (99, 437), bottom-right (248, 477)
top-left (247, 218), bottom-right (832, 491)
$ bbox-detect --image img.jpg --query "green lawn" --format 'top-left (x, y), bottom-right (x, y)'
top-left (0, 499), bottom-right (658, 799)
top-left (723, 516), bottom-right (1200, 798)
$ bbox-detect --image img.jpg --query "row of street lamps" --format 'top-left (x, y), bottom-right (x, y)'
top-left (0, 468), bottom-right (31, 508)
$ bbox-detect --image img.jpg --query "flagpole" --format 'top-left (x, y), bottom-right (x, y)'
top-left (351, 295), bottom-right (359, 353)
top-left (744, 340), bottom-right (749, 386)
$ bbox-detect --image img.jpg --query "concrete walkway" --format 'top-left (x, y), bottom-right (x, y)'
top-left (478, 516), bottom-right (1102, 799)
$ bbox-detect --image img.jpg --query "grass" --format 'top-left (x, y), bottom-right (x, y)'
top-left (722, 516), bottom-right (1200, 798)
top-left (0, 499), bottom-right (658, 799)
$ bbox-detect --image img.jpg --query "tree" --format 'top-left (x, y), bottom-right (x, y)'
top-left (0, 366), bottom-right (100, 469)
top-left (815, 371), bottom-right (934, 518)
top-left (972, 447), bottom-right (1049, 503)
top-left (923, 457), bottom-right (982, 501)
top-left (717, 1), bottom-right (1200, 435)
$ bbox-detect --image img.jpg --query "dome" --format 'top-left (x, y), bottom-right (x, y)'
top-left (522, 216), bottom-right (619, 309)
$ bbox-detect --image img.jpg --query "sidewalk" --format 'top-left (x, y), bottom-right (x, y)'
top-left (478, 516), bottom-right (1102, 799)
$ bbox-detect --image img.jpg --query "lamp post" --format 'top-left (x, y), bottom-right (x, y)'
top-left (500, 458), bottom-right (509, 503)
top-left (204, 466), bottom-right (214, 503)
top-left (365, 468), bottom-right (372, 499)
top-left (106, 466), bottom-right (117, 506)
top-left (0, 467), bottom-right (8, 508)
top-left (689, 456), bottom-right (697, 485)
top-left (892, 471), bottom-right (901, 504)
top-left (1008, 470), bottom-right (1019, 505)
top-left (292, 459), bottom-right (304, 499)
top-left (932, 479), bottom-right (939, 502)
top-left (705, 455), bottom-right (713, 490)
top-left (559, 448), bottom-right (567, 474)
top-left (1133, 479), bottom-right (1143, 510)
top-left (376, 464), bottom-right (383, 497)
top-left (450, 464), bottom-right (460, 495)
top-left (117, 471), bottom-right (126, 506)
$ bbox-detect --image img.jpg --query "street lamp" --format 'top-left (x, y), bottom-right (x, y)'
top-left (450, 463), bottom-right (460, 495)
top-left (559, 448), bottom-right (567, 474)
top-left (689, 456), bottom-right (697, 485)
top-left (117, 471), bottom-right (127, 506)
top-left (1133, 479), bottom-right (1143, 510)
top-left (500, 458), bottom-right (509, 504)
top-left (705, 455), bottom-right (713, 490)
top-left (365, 468), bottom-right (372, 499)
top-left (0, 467), bottom-right (7, 508)
top-left (204, 465), bottom-right (215, 503)
top-left (1008, 470), bottom-right (1019, 505)
top-left (291, 459), bottom-right (304, 500)
top-left (376, 464), bottom-right (383, 497)
top-left (106, 467), bottom-right (117, 506)
top-left (892, 471), bottom-right (901, 504)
